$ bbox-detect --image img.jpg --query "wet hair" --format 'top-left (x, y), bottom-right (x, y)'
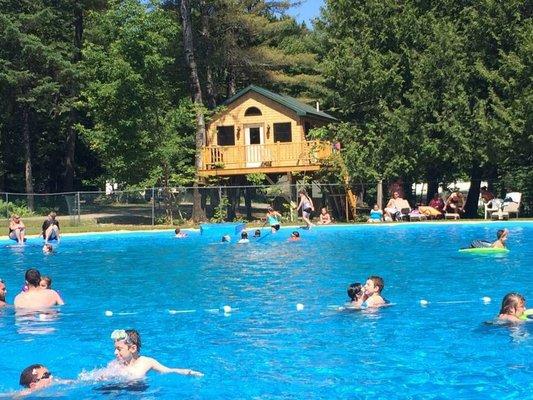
top-left (125, 329), bottom-right (141, 351)
top-left (499, 293), bottom-right (525, 315)
top-left (368, 276), bottom-right (384, 293)
top-left (221, 235), bottom-right (230, 242)
top-left (43, 244), bottom-right (53, 253)
top-left (241, 231), bottom-right (248, 239)
top-left (25, 269), bottom-right (41, 288)
top-left (254, 229), bottom-right (261, 237)
top-left (175, 228), bottom-right (180, 234)
top-left (497, 229), bottom-right (506, 239)
top-left (19, 364), bottom-right (44, 387)
top-left (291, 231), bottom-right (300, 238)
top-left (347, 283), bottom-right (362, 301)
top-left (40, 276), bottom-right (52, 289)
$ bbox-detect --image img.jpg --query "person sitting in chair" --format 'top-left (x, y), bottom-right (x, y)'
top-left (384, 192), bottom-right (403, 221)
top-left (444, 191), bottom-right (465, 215)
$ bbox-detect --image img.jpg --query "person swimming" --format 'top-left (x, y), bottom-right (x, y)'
top-left (288, 231), bottom-right (300, 241)
top-left (238, 231), bottom-right (249, 244)
top-left (498, 293), bottom-right (527, 323)
top-left (346, 282), bottom-right (364, 307)
top-left (174, 228), bottom-right (188, 238)
top-left (221, 235), bottom-right (231, 243)
top-left (469, 228), bottom-right (509, 249)
top-left (253, 229), bottom-right (261, 238)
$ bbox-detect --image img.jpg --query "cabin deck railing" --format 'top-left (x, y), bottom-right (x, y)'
top-left (200, 141), bottom-right (332, 172)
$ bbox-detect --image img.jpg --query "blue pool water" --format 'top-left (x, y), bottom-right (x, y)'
top-left (0, 222), bottom-right (531, 399)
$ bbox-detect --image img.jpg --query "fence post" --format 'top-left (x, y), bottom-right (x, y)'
top-left (76, 192), bottom-right (81, 224)
top-left (4, 193), bottom-right (8, 219)
top-left (151, 187), bottom-right (155, 226)
top-left (377, 180), bottom-right (383, 210)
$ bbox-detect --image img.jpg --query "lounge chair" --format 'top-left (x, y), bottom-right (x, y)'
top-left (397, 199), bottom-right (412, 221)
top-left (484, 199), bottom-right (501, 220)
top-left (491, 192), bottom-right (521, 220)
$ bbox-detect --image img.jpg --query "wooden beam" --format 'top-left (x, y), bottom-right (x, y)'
top-left (198, 165), bottom-right (321, 177)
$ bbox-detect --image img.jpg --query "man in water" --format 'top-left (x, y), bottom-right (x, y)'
top-left (0, 279), bottom-right (7, 307)
top-left (18, 364), bottom-right (53, 395)
top-left (108, 329), bottom-right (203, 379)
top-left (491, 228), bottom-right (509, 249)
top-left (14, 269), bottom-right (64, 308)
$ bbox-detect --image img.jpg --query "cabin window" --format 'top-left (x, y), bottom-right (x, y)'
top-left (217, 125), bottom-right (235, 146)
top-left (244, 107), bottom-right (262, 116)
top-left (273, 123), bottom-right (292, 143)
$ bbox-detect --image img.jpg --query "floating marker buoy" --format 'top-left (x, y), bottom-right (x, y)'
top-left (296, 303), bottom-right (304, 311)
top-left (104, 310), bottom-right (113, 317)
top-left (223, 305), bottom-right (232, 313)
top-left (419, 300), bottom-right (429, 306)
top-left (482, 296), bottom-right (491, 304)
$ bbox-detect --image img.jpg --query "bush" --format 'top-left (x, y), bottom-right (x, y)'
top-left (0, 200), bottom-right (35, 217)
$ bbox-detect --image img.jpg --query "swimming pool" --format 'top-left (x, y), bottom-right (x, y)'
top-left (0, 222), bottom-right (531, 398)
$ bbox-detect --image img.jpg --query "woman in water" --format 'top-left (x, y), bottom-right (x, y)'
top-left (9, 214), bottom-right (26, 244)
top-left (498, 293), bottom-right (526, 322)
top-left (296, 189), bottom-right (314, 229)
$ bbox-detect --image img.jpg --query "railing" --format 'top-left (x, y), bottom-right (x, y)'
top-left (200, 140), bottom-right (332, 171)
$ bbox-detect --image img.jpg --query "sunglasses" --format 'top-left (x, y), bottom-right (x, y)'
top-left (35, 371), bottom-right (51, 382)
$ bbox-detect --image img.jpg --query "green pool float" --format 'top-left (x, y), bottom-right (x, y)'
top-left (458, 247), bottom-right (509, 254)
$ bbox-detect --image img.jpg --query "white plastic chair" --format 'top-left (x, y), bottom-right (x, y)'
top-left (491, 192), bottom-right (522, 219)
top-left (484, 199), bottom-right (501, 219)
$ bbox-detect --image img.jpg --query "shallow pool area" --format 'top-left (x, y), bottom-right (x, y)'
top-left (0, 222), bottom-right (532, 399)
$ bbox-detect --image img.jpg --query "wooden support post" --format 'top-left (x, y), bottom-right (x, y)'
top-left (377, 180), bottom-right (383, 210)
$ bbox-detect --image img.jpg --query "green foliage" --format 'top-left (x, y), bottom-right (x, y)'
top-left (211, 196), bottom-right (229, 222)
top-left (0, 200), bottom-right (35, 217)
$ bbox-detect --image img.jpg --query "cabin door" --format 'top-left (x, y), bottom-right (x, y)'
top-left (244, 124), bottom-right (264, 168)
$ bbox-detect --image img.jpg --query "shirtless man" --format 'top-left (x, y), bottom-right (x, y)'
top-left (108, 329), bottom-right (203, 379)
top-left (0, 279), bottom-right (7, 307)
top-left (14, 269), bottom-right (64, 309)
top-left (492, 228), bottom-right (509, 249)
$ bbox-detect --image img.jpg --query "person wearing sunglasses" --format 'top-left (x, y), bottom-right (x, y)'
top-left (109, 329), bottom-right (203, 379)
top-left (8, 214), bottom-right (26, 244)
top-left (19, 364), bottom-right (53, 394)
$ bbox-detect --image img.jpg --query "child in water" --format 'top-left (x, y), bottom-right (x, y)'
top-left (361, 276), bottom-right (386, 307)
top-left (238, 231), bottom-right (249, 244)
top-left (288, 231), bottom-right (300, 241)
top-left (42, 244), bottom-right (53, 254)
top-left (174, 228), bottom-right (188, 238)
top-left (346, 282), bottom-right (364, 307)
top-left (39, 276), bottom-right (52, 289)
top-left (253, 229), bottom-right (261, 238)
top-left (498, 293), bottom-right (528, 322)
top-left (221, 235), bottom-right (231, 243)
top-left (107, 329), bottom-right (203, 379)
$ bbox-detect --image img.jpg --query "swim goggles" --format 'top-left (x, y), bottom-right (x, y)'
top-left (111, 329), bottom-right (130, 343)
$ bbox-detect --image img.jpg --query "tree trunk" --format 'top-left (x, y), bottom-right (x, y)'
top-left (21, 105), bottom-right (34, 210)
top-left (179, 0), bottom-right (206, 222)
top-left (464, 165), bottom-right (482, 218)
top-left (199, 0), bottom-right (216, 109)
top-left (63, 4), bottom-right (84, 192)
top-left (227, 65), bottom-right (237, 97)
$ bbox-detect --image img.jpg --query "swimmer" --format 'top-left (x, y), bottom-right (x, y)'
top-left (266, 207), bottom-right (282, 233)
top-left (498, 293), bottom-right (526, 323)
top-left (14, 268), bottom-right (64, 308)
top-left (0, 279), bottom-right (7, 307)
top-left (238, 231), bottom-right (250, 244)
top-left (174, 228), bottom-right (188, 238)
top-left (221, 235), bottom-right (231, 243)
top-left (42, 244), bottom-right (53, 254)
top-left (253, 229), bottom-right (261, 238)
top-left (108, 329), bottom-right (203, 378)
top-left (18, 364), bottom-right (53, 395)
top-left (361, 276), bottom-right (386, 307)
top-left (469, 228), bottom-right (509, 249)
top-left (288, 231), bottom-right (300, 242)
top-left (39, 276), bottom-right (52, 289)
top-left (491, 229), bottom-right (509, 249)
top-left (346, 282), bottom-right (364, 307)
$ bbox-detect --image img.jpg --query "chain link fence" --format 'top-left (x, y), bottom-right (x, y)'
top-left (1, 182), bottom-right (530, 230)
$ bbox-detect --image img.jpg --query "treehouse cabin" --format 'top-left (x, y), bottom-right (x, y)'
top-left (199, 85), bottom-right (337, 176)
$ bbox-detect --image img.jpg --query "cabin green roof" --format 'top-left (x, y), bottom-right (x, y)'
top-left (225, 85), bottom-right (337, 122)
